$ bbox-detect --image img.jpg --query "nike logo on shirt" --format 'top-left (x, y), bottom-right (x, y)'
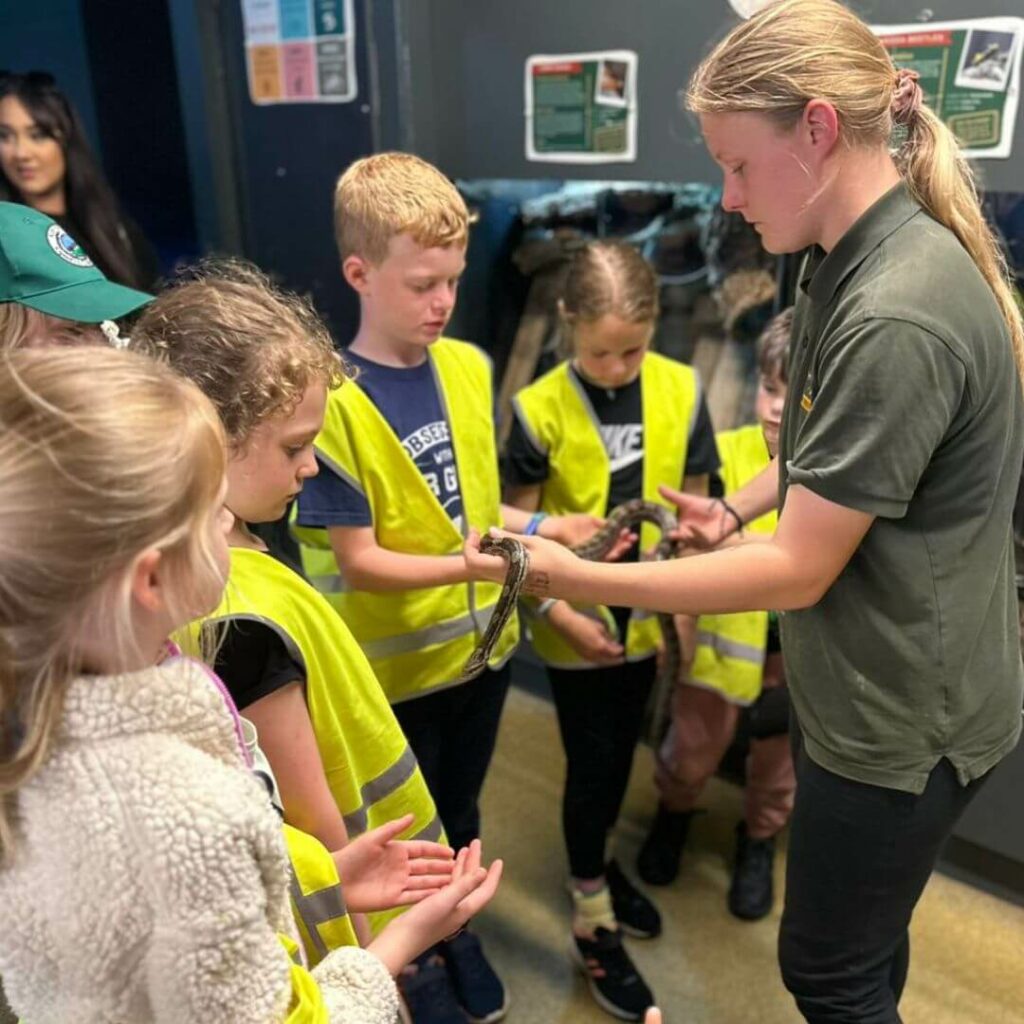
top-left (600, 423), bottom-right (644, 473)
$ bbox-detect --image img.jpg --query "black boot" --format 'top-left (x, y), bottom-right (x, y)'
top-left (728, 822), bottom-right (775, 921)
top-left (636, 805), bottom-right (694, 886)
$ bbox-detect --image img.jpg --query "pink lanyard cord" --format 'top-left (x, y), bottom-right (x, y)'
top-left (161, 641), bottom-right (252, 769)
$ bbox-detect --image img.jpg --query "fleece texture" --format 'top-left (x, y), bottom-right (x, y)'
top-left (0, 657), bottom-right (398, 1024)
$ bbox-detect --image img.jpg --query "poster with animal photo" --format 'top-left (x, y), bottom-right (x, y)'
top-left (872, 17), bottom-right (1023, 158)
top-left (525, 51), bottom-right (638, 164)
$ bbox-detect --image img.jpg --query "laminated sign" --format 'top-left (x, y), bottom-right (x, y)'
top-left (243, 0), bottom-right (357, 104)
top-left (525, 50), bottom-right (638, 164)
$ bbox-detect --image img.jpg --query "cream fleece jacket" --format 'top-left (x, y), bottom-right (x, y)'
top-left (0, 656), bottom-right (399, 1024)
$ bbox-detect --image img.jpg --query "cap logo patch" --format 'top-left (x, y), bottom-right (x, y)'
top-left (46, 225), bottom-right (93, 268)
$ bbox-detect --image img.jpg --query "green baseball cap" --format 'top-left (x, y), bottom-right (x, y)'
top-left (0, 202), bottom-right (153, 322)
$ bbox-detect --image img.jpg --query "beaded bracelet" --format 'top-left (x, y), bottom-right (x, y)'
top-left (525, 512), bottom-right (548, 536)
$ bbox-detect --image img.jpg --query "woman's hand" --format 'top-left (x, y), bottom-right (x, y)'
top-left (548, 603), bottom-right (625, 666)
top-left (367, 840), bottom-right (503, 975)
top-left (331, 814), bottom-right (455, 913)
top-left (644, 1010), bottom-right (662, 1024)
top-left (464, 528), bottom-right (582, 597)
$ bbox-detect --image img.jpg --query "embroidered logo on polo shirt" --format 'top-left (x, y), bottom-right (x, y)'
top-left (46, 225), bottom-right (93, 268)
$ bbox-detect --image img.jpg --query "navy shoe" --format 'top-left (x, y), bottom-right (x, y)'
top-left (443, 930), bottom-right (509, 1023)
top-left (399, 952), bottom-right (468, 1024)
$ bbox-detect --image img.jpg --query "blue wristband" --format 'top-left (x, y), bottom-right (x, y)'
top-left (524, 512), bottom-right (547, 537)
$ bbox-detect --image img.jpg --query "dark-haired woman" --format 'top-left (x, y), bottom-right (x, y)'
top-left (0, 71), bottom-right (159, 290)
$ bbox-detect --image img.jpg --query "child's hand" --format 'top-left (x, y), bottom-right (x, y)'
top-left (367, 839), bottom-right (503, 975)
top-left (537, 512), bottom-right (603, 547)
top-left (659, 485), bottom-right (736, 549)
top-left (463, 528), bottom-right (510, 584)
top-left (539, 514), bottom-right (637, 561)
top-left (549, 603), bottom-right (625, 666)
top-left (331, 814), bottom-right (455, 913)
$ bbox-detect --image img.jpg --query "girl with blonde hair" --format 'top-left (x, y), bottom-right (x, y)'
top-left (467, 2), bottom-right (1024, 1020)
top-left (0, 347), bottom-right (500, 1023)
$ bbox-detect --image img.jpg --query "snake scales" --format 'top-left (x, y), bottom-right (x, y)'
top-left (460, 499), bottom-right (683, 742)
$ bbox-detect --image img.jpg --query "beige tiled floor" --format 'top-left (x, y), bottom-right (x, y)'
top-left (473, 686), bottom-right (1024, 1024)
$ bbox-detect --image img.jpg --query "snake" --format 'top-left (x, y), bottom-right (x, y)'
top-left (459, 499), bottom-right (683, 741)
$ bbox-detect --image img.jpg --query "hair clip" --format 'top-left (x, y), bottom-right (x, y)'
top-left (100, 320), bottom-right (130, 350)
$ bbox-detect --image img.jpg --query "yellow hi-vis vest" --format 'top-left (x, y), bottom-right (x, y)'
top-left (689, 424), bottom-right (777, 705)
top-left (293, 338), bottom-right (519, 703)
top-left (511, 353), bottom-right (699, 667)
top-left (278, 930), bottom-right (330, 1023)
top-left (282, 823), bottom-right (359, 965)
top-left (184, 546), bottom-right (444, 933)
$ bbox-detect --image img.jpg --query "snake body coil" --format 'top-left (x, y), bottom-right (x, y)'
top-left (459, 501), bottom-right (682, 740)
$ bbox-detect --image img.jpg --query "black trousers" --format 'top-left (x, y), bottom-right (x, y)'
top-left (779, 737), bottom-right (992, 1024)
top-left (548, 655), bottom-right (658, 880)
top-left (392, 663), bottom-right (511, 852)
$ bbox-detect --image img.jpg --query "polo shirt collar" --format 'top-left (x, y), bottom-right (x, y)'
top-left (801, 182), bottom-right (921, 306)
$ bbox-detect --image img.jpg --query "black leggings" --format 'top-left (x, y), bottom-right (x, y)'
top-left (548, 654), bottom-right (658, 880)
top-left (393, 664), bottom-right (511, 852)
top-left (779, 737), bottom-right (991, 1023)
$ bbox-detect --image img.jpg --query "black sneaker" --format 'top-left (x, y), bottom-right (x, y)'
top-left (636, 806), bottom-right (694, 886)
top-left (443, 930), bottom-right (509, 1023)
top-left (728, 822), bottom-right (775, 921)
top-left (399, 952), bottom-right (468, 1024)
top-left (572, 927), bottom-right (656, 1021)
top-left (606, 859), bottom-right (661, 939)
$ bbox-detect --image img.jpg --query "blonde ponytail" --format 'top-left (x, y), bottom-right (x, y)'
top-left (898, 103), bottom-right (1024, 382)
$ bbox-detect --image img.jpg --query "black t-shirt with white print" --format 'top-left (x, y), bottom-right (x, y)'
top-left (503, 362), bottom-right (718, 631)
top-left (502, 362), bottom-right (719, 514)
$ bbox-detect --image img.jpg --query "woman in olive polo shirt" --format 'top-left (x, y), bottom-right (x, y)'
top-left (464, 2), bottom-right (1024, 1021)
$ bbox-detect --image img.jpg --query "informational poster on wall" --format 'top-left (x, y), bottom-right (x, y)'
top-left (872, 17), bottom-right (1023, 158)
top-left (525, 51), bottom-right (638, 164)
top-left (242, 0), bottom-right (357, 105)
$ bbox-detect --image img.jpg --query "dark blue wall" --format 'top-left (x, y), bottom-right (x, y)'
top-left (0, 0), bottom-right (101, 148)
top-left (0, 0), bottom-right (199, 275)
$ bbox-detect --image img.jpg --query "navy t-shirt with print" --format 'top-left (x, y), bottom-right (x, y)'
top-left (297, 350), bottom-right (465, 531)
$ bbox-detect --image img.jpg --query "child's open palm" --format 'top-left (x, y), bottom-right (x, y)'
top-left (367, 839), bottom-right (503, 975)
top-left (331, 814), bottom-right (455, 913)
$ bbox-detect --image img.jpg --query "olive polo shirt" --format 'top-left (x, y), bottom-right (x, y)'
top-left (779, 183), bottom-right (1024, 793)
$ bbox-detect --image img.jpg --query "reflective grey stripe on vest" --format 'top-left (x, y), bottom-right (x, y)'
top-left (411, 813), bottom-right (444, 844)
top-left (360, 603), bottom-right (497, 660)
top-left (307, 572), bottom-right (352, 594)
top-left (314, 449), bottom-right (367, 498)
top-left (342, 743), bottom-right (421, 836)
top-left (511, 395), bottom-right (547, 456)
top-left (285, 934), bottom-right (304, 965)
top-left (696, 630), bottom-right (763, 664)
top-left (289, 873), bottom-right (348, 961)
top-left (566, 368), bottom-right (605, 436)
top-left (688, 373), bottom-right (703, 442)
